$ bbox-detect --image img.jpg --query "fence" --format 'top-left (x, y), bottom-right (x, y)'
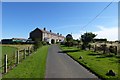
top-left (0, 46), bottom-right (36, 74)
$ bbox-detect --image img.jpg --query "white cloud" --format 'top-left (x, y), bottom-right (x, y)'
top-left (94, 26), bottom-right (118, 41)
top-left (72, 33), bottom-right (81, 40)
top-left (72, 26), bottom-right (118, 41)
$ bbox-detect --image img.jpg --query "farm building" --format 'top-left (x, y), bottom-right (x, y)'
top-left (1, 38), bottom-right (28, 44)
top-left (29, 28), bottom-right (65, 44)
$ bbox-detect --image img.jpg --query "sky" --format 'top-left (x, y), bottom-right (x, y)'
top-left (2, 2), bottom-right (118, 41)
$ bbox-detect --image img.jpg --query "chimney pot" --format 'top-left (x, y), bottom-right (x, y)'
top-left (44, 28), bottom-right (46, 31)
top-left (57, 33), bottom-right (59, 35)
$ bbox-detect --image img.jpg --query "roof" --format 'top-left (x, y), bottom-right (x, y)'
top-left (12, 38), bottom-right (27, 40)
top-left (32, 28), bottom-right (65, 38)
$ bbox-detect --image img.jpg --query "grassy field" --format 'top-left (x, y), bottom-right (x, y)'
top-left (0, 46), bottom-right (18, 70)
top-left (1, 44), bottom-right (33, 50)
top-left (61, 45), bottom-right (119, 79)
top-left (2, 46), bottom-right (18, 58)
top-left (3, 46), bottom-right (49, 78)
top-left (1, 44), bottom-right (33, 67)
top-left (1, 44), bottom-right (33, 58)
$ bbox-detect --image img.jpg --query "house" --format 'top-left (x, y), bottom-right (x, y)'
top-left (29, 28), bottom-right (65, 44)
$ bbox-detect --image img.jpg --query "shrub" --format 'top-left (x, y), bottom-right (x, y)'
top-left (60, 42), bottom-right (65, 45)
top-left (81, 44), bottom-right (86, 50)
top-left (109, 46), bottom-right (117, 55)
top-left (34, 41), bottom-right (42, 50)
top-left (42, 41), bottom-right (47, 45)
top-left (101, 44), bottom-right (107, 54)
top-left (73, 41), bottom-right (78, 46)
top-left (65, 42), bottom-right (73, 47)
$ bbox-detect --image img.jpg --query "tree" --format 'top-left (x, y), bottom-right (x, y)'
top-left (66, 34), bottom-right (73, 42)
top-left (81, 32), bottom-right (96, 50)
top-left (65, 34), bottom-right (73, 47)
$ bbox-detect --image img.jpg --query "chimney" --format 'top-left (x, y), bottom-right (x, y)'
top-left (60, 34), bottom-right (62, 36)
top-left (43, 27), bottom-right (46, 31)
top-left (57, 33), bottom-right (59, 35)
top-left (50, 30), bottom-right (52, 32)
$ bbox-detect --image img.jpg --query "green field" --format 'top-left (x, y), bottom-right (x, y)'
top-left (0, 46), bottom-right (18, 69)
top-left (61, 45), bottom-right (119, 79)
top-left (1, 45), bottom-right (33, 67)
top-left (1, 44), bottom-right (33, 60)
top-left (3, 46), bottom-right (49, 78)
top-left (2, 46), bottom-right (18, 59)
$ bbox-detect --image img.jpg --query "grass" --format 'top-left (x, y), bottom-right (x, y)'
top-left (1, 44), bottom-right (33, 60)
top-left (1, 45), bottom-right (31, 74)
top-left (1, 44), bottom-right (33, 50)
top-left (0, 46), bottom-right (18, 70)
top-left (1, 46), bottom-right (18, 58)
top-left (0, 46), bottom-right (18, 78)
top-left (2, 46), bottom-right (49, 78)
top-left (61, 45), bottom-right (119, 80)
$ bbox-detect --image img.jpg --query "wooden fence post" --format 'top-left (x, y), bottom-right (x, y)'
top-left (14, 51), bottom-right (16, 64)
top-left (28, 47), bottom-right (30, 55)
top-left (116, 46), bottom-right (120, 56)
top-left (31, 47), bottom-right (34, 53)
top-left (94, 45), bottom-right (96, 52)
top-left (115, 46), bottom-right (117, 55)
top-left (16, 50), bottom-right (19, 64)
top-left (4, 54), bottom-right (7, 73)
top-left (24, 49), bottom-right (26, 59)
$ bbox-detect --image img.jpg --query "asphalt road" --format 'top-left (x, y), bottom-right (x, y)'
top-left (45, 44), bottom-right (99, 78)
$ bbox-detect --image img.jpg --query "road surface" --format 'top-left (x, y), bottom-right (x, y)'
top-left (45, 44), bottom-right (99, 78)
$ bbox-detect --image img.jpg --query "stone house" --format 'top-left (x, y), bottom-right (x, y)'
top-left (29, 28), bottom-right (65, 44)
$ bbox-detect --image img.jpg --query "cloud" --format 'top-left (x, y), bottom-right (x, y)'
top-left (94, 26), bottom-right (118, 41)
top-left (72, 26), bottom-right (118, 41)
top-left (72, 33), bottom-right (81, 40)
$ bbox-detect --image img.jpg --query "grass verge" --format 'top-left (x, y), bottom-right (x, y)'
top-left (2, 46), bottom-right (49, 78)
top-left (61, 45), bottom-right (119, 80)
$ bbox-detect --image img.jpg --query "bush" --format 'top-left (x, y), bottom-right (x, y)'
top-left (60, 42), bottom-right (65, 45)
top-left (109, 46), bottom-right (117, 55)
top-left (88, 44), bottom-right (91, 50)
top-left (56, 42), bottom-right (60, 44)
top-left (81, 44), bottom-right (86, 50)
top-left (73, 41), bottom-right (78, 46)
top-left (101, 44), bottom-right (107, 54)
top-left (34, 41), bottom-right (43, 50)
top-left (42, 41), bottom-right (47, 45)
top-left (65, 42), bottom-right (73, 47)
top-left (109, 46), bottom-right (114, 53)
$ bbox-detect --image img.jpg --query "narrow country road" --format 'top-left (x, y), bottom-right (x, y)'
top-left (45, 44), bottom-right (99, 78)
